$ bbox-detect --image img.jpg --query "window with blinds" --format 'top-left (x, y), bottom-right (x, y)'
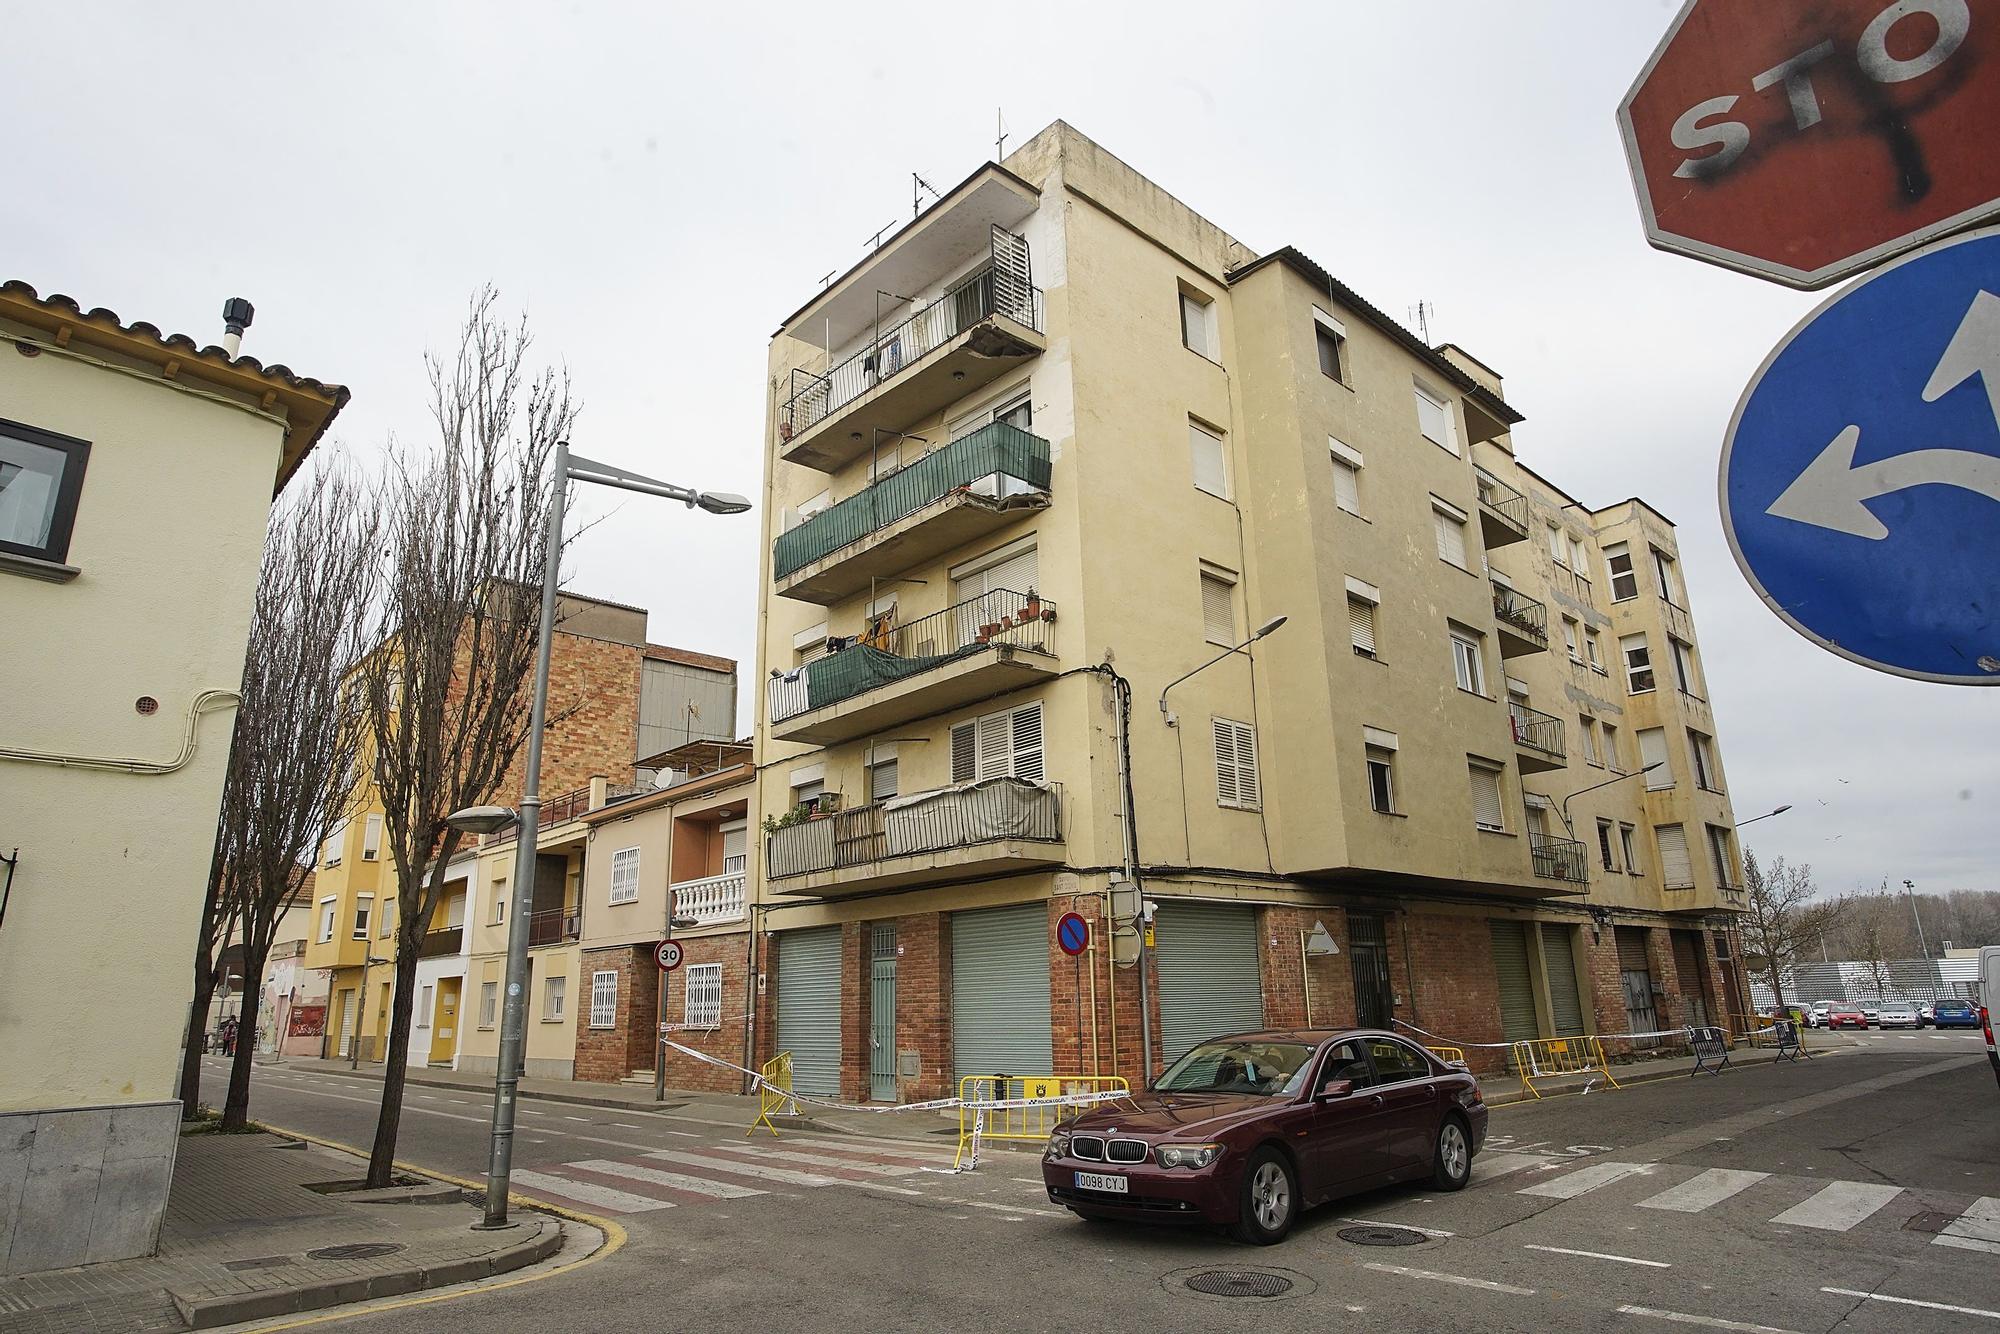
top-left (1330, 438), bottom-right (1364, 515)
top-left (1200, 571), bottom-right (1235, 645)
top-left (1213, 718), bottom-right (1261, 810)
top-left (609, 847), bottom-right (640, 904)
top-left (1432, 504), bottom-right (1469, 568)
top-left (1415, 383), bottom-right (1457, 454)
top-left (1189, 421), bottom-right (1228, 499)
top-left (1656, 824), bottom-right (1693, 888)
top-left (950, 702), bottom-right (1044, 784)
top-left (1468, 761), bottom-right (1505, 832)
top-left (953, 545), bottom-right (1039, 602)
top-left (589, 970), bottom-right (618, 1029)
top-left (1348, 596), bottom-right (1376, 657)
top-left (362, 813), bottom-right (382, 861)
top-left (1639, 727), bottom-right (1673, 789)
top-left (1707, 824), bottom-right (1737, 888)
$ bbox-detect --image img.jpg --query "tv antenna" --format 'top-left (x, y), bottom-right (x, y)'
top-left (1409, 300), bottom-right (1435, 344)
top-left (913, 172), bottom-right (942, 219)
top-left (864, 219), bottom-right (899, 251)
top-left (995, 108), bottom-right (1008, 160)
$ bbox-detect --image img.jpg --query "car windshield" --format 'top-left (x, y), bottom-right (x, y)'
top-left (1154, 1039), bottom-right (1315, 1096)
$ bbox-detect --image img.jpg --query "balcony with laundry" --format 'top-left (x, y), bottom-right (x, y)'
top-left (766, 777), bottom-right (1064, 897)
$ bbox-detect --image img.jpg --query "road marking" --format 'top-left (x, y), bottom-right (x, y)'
top-left (1937, 1196), bottom-right (2000, 1252)
top-left (643, 1149), bottom-right (840, 1188)
top-left (1822, 1287), bottom-right (2000, 1320)
top-left (1340, 1217), bottom-right (1455, 1238)
top-left (1617, 1304), bottom-right (1801, 1332)
top-left (740, 1148), bottom-right (922, 1177)
top-left (566, 1159), bottom-right (767, 1200)
top-left (1769, 1181), bottom-right (1902, 1232)
top-left (1934, 1235), bottom-right (2000, 1254)
top-left (958, 1198), bottom-right (1065, 1218)
top-left (1637, 1168), bottom-right (1770, 1214)
top-left (1362, 1263), bottom-right (1533, 1296)
top-left (840, 1179), bottom-right (926, 1198)
top-left (661, 1129), bottom-right (701, 1138)
top-left (1474, 1151), bottom-right (1552, 1179)
top-left (1524, 1244), bottom-right (1670, 1268)
top-left (563, 1116), bottom-right (592, 1122)
top-left (612, 1123), bottom-right (643, 1129)
top-left (1518, 1161), bottom-right (1652, 1199)
top-left (510, 1170), bottom-right (674, 1213)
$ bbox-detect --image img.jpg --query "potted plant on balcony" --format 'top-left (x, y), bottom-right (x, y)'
top-left (1021, 588), bottom-right (1041, 620)
top-left (778, 420), bottom-right (795, 443)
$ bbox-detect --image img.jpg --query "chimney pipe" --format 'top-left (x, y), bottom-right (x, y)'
top-left (221, 297), bottom-right (255, 358)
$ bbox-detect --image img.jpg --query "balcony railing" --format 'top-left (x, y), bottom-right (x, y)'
top-left (673, 870), bottom-right (748, 926)
top-left (1509, 702), bottom-right (1565, 764)
top-left (773, 422), bottom-right (1051, 581)
top-left (780, 236), bottom-right (1043, 441)
top-left (525, 907), bottom-right (580, 948)
top-left (1552, 562), bottom-right (1594, 606)
top-left (769, 588), bottom-right (1055, 725)
top-left (1492, 583), bottom-right (1548, 653)
top-left (1475, 474), bottom-right (1531, 544)
top-left (486, 785), bottom-right (594, 846)
top-left (767, 779), bottom-right (1062, 880)
top-left (418, 926), bottom-right (463, 959)
top-left (1529, 831), bottom-right (1588, 883)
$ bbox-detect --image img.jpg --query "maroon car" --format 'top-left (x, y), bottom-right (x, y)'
top-left (1042, 1029), bottom-right (1486, 1244)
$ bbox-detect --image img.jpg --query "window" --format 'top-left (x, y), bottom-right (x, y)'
top-left (609, 847), bottom-right (640, 905)
top-left (951, 540), bottom-right (1039, 630)
top-left (1601, 721), bottom-right (1622, 772)
top-left (1213, 717), bottom-right (1261, 810)
top-left (1365, 730), bottom-right (1398, 814)
top-left (1690, 730), bottom-right (1721, 791)
top-left (781, 487), bottom-right (831, 533)
top-left (1560, 616), bottom-right (1581, 661)
top-left (722, 821), bottom-right (748, 874)
top-left (417, 985), bottom-right (433, 1027)
top-left (1200, 568), bottom-right (1236, 646)
top-left (1346, 578), bottom-right (1380, 659)
top-left (1622, 633), bottom-right (1655, 693)
top-left (1583, 626), bottom-right (1603, 671)
top-left (1708, 824), bottom-right (1737, 888)
top-left (446, 891), bottom-right (466, 929)
top-left (1657, 824), bottom-right (1694, 889)
top-left (543, 975), bottom-right (567, 1022)
top-left (361, 813), bottom-right (382, 861)
top-left (1579, 715), bottom-right (1601, 765)
top-left (378, 898), bottom-right (395, 939)
top-left (1180, 288), bottom-right (1217, 360)
top-left (589, 970), bottom-right (618, 1029)
top-left (1330, 437), bottom-right (1364, 516)
top-left (951, 702), bottom-right (1044, 784)
top-left (490, 879), bottom-right (507, 925)
top-left (950, 388), bottom-right (1032, 440)
top-left (793, 620), bottom-right (831, 668)
top-left (0, 420), bottom-right (91, 568)
top-left (322, 818), bottom-right (346, 867)
top-left (788, 761), bottom-right (826, 811)
top-left (1597, 818), bottom-right (1618, 871)
top-left (1365, 1038), bottom-right (1431, 1084)
top-left (1619, 822), bottom-right (1641, 873)
top-left (1671, 638), bottom-right (1702, 697)
top-left (1317, 1040), bottom-right (1375, 1093)
top-left (1449, 624), bottom-right (1487, 695)
top-left (1432, 500), bottom-right (1469, 569)
top-left (1547, 523), bottom-right (1566, 564)
top-left (866, 751), bottom-right (899, 803)
top-left (1189, 420), bottom-right (1228, 499)
top-left (1468, 760), bottom-right (1506, 832)
top-left (1414, 383), bottom-right (1457, 454)
top-left (479, 980), bottom-right (500, 1028)
top-left (317, 898), bottom-right (336, 943)
top-left (1314, 308), bottom-right (1348, 383)
top-left (1605, 542), bottom-right (1638, 601)
top-left (352, 895), bottom-right (372, 939)
top-left (1652, 547), bottom-right (1682, 606)
top-left (684, 963), bottom-right (723, 1029)
top-left (1638, 727), bottom-right (1674, 790)
top-left (1569, 535), bottom-right (1589, 576)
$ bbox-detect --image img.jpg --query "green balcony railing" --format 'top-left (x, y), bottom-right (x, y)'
top-left (773, 423), bottom-right (1051, 581)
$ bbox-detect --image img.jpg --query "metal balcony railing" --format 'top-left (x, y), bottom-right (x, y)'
top-left (485, 785), bottom-right (593, 846)
top-left (768, 588), bottom-right (1056, 724)
top-left (673, 870), bottom-right (748, 926)
top-left (1529, 831), bottom-right (1588, 883)
top-left (525, 907), bottom-right (580, 948)
top-left (1492, 583), bottom-right (1548, 649)
top-left (418, 926), bottom-right (463, 959)
top-left (780, 228), bottom-right (1043, 440)
top-left (773, 423), bottom-right (1051, 580)
top-left (1475, 474), bottom-right (1531, 538)
top-left (767, 779), bottom-right (1062, 879)
top-left (1509, 702), bottom-right (1565, 761)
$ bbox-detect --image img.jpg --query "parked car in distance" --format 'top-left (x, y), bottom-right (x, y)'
top-left (1043, 1030), bottom-right (1488, 1244)
top-left (1856, 998), bottom-right (1884, 1025)
top-left (1932, 999), bottom-right (1981, 1029)
top-left (1877, 1002), bottom-right (1922, 1030)
top-left (1918, 1003), bottom-right (1934, 1027)
top-left (1806, 1001), bottom-right (1835, 1029)
top-left (1826, 1004), bottom-right (1868, 1031)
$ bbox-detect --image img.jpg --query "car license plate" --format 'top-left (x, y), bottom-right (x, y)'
top-left (1075, 1171), bottom-right (1127, 1194)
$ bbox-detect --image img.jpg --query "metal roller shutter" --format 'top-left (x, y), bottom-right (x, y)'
top-left (1540, 923), bottom-right (1586, 1036)
top-left (1671, 930), bottom-right (1709, 1027)
top-left (952, 903), bottom-right (1052, 1080)
top-left (1616, 926), bottom-right (1653, 973)
top-left (776, 927), bottom-right (843, 1097)
top-left (1156, 903), bottom-right (1265, 1063)
top-left (1489, 921), bottom-right (1539, 1042)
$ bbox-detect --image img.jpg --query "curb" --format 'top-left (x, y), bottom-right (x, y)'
top-left (1483, 1044), bottom-right (1827, 1107)
top-left (293, 1063), bottom-right (699, 1115)
top-left (167, 1218), bottom-right (562, 1330)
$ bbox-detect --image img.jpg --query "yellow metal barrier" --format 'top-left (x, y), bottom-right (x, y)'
top-left (747, 1051), bottom-right (795, 1138)
top-left (1510, 1035), bottom-right (1620, 1100)
top-left (1426, 1046), bottom-right (1467, 1066)
top-left (954, 1074), bottom-right (1132, 1168)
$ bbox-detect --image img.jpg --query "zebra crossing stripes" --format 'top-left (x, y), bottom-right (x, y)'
top-left (1518, 1161), bottom-right (1655, 1199)
top-left (1935, 1197), bottom-right (2000, 1254)
top-left (1513, 1161), bottom-right (1951, 1240)
top-left (510, 1169), bottom-right (676, 1214)
top-left (568, 1159), bottom-right (766, 1199)
top-left (1768, 1181), bottom-right (1903, 1232)
top-left (1637, 1169), bottom-right (1770, 1213)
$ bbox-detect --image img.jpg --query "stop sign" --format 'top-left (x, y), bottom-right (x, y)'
top-left (1618, 0), bottom-right (2000, 289)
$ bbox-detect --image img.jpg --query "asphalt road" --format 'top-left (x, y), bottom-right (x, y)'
top-left (202, 1028), bottom-right (2000, 1333)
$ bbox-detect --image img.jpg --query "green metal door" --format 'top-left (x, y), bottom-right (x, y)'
top-left (1489, 921), bottom-right (1540, 1042)
top-left (1540, 923), bottom-right (1586, 1035)
top-left (776, 927), bottom-right (842, 1097)
top-left (1156, 903), bottom-right (1264, 1064)
top-left (870, 925), bottom-right (897, 1101)
top-left (951, 903), bottom-right (1052, 1082)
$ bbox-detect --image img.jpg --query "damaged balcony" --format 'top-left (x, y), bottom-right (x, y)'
top-left (768, 589), bottom-right (1057, 746)
top-left (777, 225), bottom-right (1045, 473)
top-left (773, 422), bottom-right (1052, 604)
top-left (1492, 582), bottom-right (1549, 658)
top-left (1509, 701), bottom-right (1565, 774)
top-left (767, 778), bottom-right (1064, 896)
top-left (1475, 472), bottom-right (1531, 547)
top-left (1528, 831), bottom-right (1588, 884)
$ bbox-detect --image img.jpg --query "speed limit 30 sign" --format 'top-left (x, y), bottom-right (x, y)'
top-left (655, 939), bottom-right (684, 972)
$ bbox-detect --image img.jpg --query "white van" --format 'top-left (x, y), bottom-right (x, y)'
top-left (1982, 946), bottom-right (2000, 1086)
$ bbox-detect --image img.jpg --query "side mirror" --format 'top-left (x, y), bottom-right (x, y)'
top-left (1316, 1079), bottom-right (1354, 1101)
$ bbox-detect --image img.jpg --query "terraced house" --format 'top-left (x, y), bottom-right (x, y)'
top-left (751, 122), bottom-right (1751, 1099)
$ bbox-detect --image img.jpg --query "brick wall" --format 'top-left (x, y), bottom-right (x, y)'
top-left (1255, 906), bottom-right (1354, 1031)
top-left (840, 923), bottom-right (869, 1104)
top-left (1582, 923), bottom-right (1634, 1057)
top-left (573, 944), bottom-right (654, 1083)
top-left (894, 913), bottom-right (952, 1102)
top-left (491, 632), bottom-right (644, 803)
top-left (1397, 910), bottom-right (1512, 1075)
top-left (660, 931), bottom-right (755, 1095)
top-left (1646, 926), bottom-right (1690, 1035)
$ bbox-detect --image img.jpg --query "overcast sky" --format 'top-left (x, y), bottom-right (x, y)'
top-left (7, 2), bottom-right (1991, 897)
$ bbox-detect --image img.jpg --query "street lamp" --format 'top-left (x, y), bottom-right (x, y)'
top-left (1556, 760), bottom-right (1666, 839)
top-left (1157, 615), bottom-right (1289, 721)
top-left (1902, 878), bottom-right (1932, 959)
top-left (469, 442), bottom-right (748, 1232)
top-left (1736, 805), bottom-right (1792, 826)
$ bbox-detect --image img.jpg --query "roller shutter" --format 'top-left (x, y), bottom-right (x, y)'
top-left (1671, 930), bottom-right (1710, 1027)
top-left (776, 927), bottom-right (843, 1097)
top-left (1156, 903), bottom-right (1264, 1063)
top-left (1540, 923), bottom-right (1586, 1036)
top-left (1489, 921), bottom-right (1539, 1042)
top-left (952, 903), bottom-right (1052, 1080)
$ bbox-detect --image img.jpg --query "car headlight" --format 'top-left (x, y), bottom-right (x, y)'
top-left (1043, 1130), bottom-right (1071, 1162)
top-left (1155, 1143), bottom-right (1223, 1170)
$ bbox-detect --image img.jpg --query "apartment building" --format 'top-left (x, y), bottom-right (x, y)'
top-left (751, 122), bottom-right (1751, 1098)
top-left (0, 282), bottom-right (346, 1273)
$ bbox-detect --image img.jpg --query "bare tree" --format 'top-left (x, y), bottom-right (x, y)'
top-left (353, 289), bottom-right (573, 1187)
top-left (177, 840), bottom-right (243, 1117)
top-left (1740, 850), bottom-right (1846, 1012)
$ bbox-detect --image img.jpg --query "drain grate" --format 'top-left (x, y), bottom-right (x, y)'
top-left (305, 1242), bottom-right (405, 1261)
top-left (1338, 1224), bottom-right (1430, 1247)
top-left (1185, 1270), bottom-right (1295, 1298)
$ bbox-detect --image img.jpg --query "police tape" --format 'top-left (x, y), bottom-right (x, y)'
top-left (1395, 1017), bottom-right (1773, 1049)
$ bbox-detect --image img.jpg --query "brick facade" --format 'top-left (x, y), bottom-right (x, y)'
top-left (573, 944), bottom-right (657, 1083)
top-left (495, 631), bottom-right (644, 800)
top-left (575, 933), bottom-right (753, 1093)
top-left (660, 931), bottom-right (755, 1094)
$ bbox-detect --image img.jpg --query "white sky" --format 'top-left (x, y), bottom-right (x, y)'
top-left (6, 1), bottom-right (1991, 896)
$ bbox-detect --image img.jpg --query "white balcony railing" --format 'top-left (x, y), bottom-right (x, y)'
top-left (673, 870), bottom-right (748, 926)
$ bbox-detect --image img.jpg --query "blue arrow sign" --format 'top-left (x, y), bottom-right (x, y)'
top-left (1721, 226), bottom-right (2000, 685)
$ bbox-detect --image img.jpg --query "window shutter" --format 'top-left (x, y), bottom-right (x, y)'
top-left (1189, 423), bottom-right (1227, 498)
top-left (1469, 764), bottom-right (1504, 830)
top-left (1010, 704), bottom-right (1044, 782)
top-left (1347, 596), bottom-right (1376, 655)
top-left (1201, 573), bottom-right (1234, 644)
top-left (975, 713), bottom-right (1010, 780)
top-left (1332, 458), bottom-right (1360, 514)
top-left (1212, 719), bottom-right (1239, 807)
top-left (951, 722), bottom-right (976, 783)
top-left (1415, 386), bottom-right (1456, 453)
top-left (1433, 510), bottom-right (1467, 566)
top-left (1639, 727), bottom-right (1673, 788)
top-left (1212, 719), bottom-right (1258, 809)
top-left (1233, 722), bottom-right (1259, 808)
top-left (1657, 825), bottom-right (1693, 887)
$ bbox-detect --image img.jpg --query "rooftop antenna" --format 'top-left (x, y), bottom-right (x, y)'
top-left (996, 108), bottom-right (1008, 160)
top-left (818, 270), bottom-right (836, 289)
top-left (864, 219), bottom-right (899, 251)
top-left (913, 172), bottom-right (942, 219)
top-left (1409, 299), bottom-right (1435, 344)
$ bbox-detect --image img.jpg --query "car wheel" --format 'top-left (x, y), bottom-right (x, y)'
top-left (1432, 1116), bottom-right (1473, 1191)
top-left (1231, 1149), bottom-right (1298, 1245)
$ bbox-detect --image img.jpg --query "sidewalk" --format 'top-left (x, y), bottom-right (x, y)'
top-left (0, 1130), bottom-right (561, 1333)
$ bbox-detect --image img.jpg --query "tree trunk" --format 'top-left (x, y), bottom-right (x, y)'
top-left (179, 967), bottom-right (219, 1117)
top-left (365, 945), bottom-right (425, 1187)
top-left (221, 939), bottom-right (273, 1130)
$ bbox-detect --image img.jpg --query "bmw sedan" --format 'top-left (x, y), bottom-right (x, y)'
top-left (1042, 1030), bottom-right (1488, 1245)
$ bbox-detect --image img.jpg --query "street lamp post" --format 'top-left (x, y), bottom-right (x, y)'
top-left (1902, 878), bottom-right (1931, 959)
top-left (455, 442), bottom-right (748, 1232)
top-left (1736, 805), bottom-right (1793, 827)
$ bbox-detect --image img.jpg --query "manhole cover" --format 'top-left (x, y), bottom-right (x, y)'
top-left (1338, 1224), bottom-right (1430, 1247)
top-left (305, 1242), bottom-right (405, 1261)
top-left (1185, 1270), bottom-right (1295, 1298)
top-left (1905, 1211), bottom-right (1955, 1235)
